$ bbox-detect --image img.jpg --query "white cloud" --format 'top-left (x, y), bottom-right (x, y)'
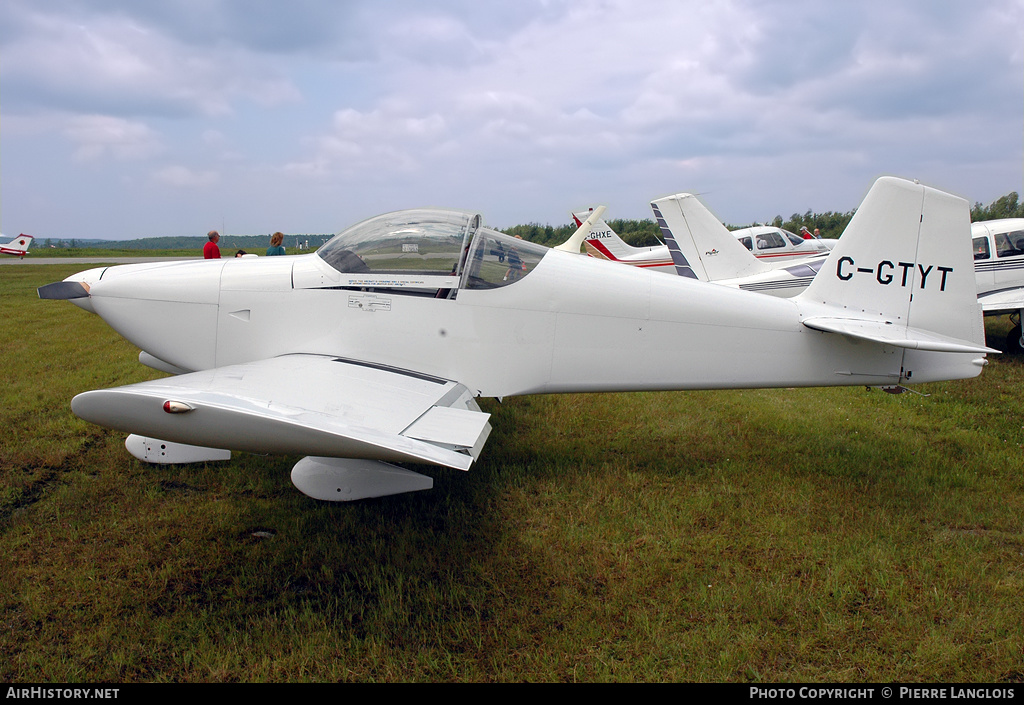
top-left (2, 4), bottom-right (301, 117)
top-left (2, 0), bottom-right (1021, 238)
top-left (153, 165), bottom-right (220, 188)
top-left (62, 115), bottom-right (162, 162)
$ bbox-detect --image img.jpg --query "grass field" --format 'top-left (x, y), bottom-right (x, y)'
top-left (2, 264), bottom-right (1023, 682)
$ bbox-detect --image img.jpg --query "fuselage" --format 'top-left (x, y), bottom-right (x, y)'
top-left (583, 226), bottom-right (834, 273)
top-left (733, 226), bottom-right (835, 261)
top-left (69, 242), bottom-right (976, 398)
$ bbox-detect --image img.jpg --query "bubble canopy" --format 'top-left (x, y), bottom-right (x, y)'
top-left (317, 208), bottom-right (549, 294)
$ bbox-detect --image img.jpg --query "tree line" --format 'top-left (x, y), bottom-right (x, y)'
top-left (504, 190), bottom-right (1024, 248)
top-left (35, 191), bottom-right (1024, 251)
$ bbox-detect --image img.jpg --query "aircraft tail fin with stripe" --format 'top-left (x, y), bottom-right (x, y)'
top-left (570, 210), bottom-right (666, 264)
top-left (649, 193), bottom-right (775, 282)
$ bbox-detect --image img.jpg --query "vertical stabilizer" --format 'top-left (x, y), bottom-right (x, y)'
top-left (650, 193), bottom-right (775, 281)
top-left (798, 177), bottom-right (989, 353)
top-left (1, 234), bottom-right (34, 256)
top-left (574, 211), bottom-right (663, 261)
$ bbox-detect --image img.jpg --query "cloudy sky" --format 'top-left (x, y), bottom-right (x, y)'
top-left (2, 0), bottom-right (1022, 240)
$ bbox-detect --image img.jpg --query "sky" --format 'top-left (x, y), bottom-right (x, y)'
top-left (2, 0), bottom-right (1023, 240)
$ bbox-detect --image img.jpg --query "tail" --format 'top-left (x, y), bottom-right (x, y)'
top-left (650, 193), bottom-right (775, 281)
top-left (570, 210), bottom-right (663, 263)
top-left (797, 177), bottom-right (993, 355)
top-left (1, 234), bottom-right (33, 257)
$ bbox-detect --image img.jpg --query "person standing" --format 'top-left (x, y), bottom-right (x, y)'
top-left (204, 231), bottom-right (221, 259)
top-left (266, 232), bottom-right (286, 256)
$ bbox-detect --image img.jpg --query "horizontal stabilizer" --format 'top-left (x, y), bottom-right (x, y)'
top-left (802, 317), bottom-right (998, 354)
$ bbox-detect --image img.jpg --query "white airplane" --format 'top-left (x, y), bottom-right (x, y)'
top-left (971, 218), bottom-right (1024, 352)
top-left (1, 234), bottom-right (33, 258)
top-left (39, 177), bottom-right (993, 502)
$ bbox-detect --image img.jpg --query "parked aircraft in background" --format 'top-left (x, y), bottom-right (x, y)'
top-left (0, 234), bottom-right (33, 258)
top-left (971, 218), bottom-right (1024, 352)
top-left (568, 208), bottom-right (674, 271)
top-left (564, 194), bottom-right (830, 296)
top-left (570, 207), bottom-right (835, 271)
top-left (650, 192), bottom-right (828, 297)
top-left (732, 225), bottom-right (835, 260)
top-left (39, 177), bottom-right (992, 502)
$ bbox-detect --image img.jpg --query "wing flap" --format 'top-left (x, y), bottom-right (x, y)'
top-left (402, 406), bottom-right (492, 455)
top-left (71, 354), bottom-right (491, 470)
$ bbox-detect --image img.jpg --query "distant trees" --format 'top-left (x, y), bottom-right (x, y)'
top-left (501, 218), bottom-right (661, 247)
top-left (972, 192), bottom-right (1024, 221)
top-left (759, 190), bottom-right (1024, 241)
top-left (504, 191), bottom-right (1024, 249)
top-left (38, 192), bottom-right (1024, 252)
top-left (763, 210), bottom-right (856, 241)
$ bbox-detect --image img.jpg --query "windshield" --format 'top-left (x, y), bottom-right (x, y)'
top-left (319, 208), bottom-right (480, 276)
top-left (317, 208), bottom-right (549, 294)
top-left (785, 231), bottom-right (804, 246)
top-left (463, 230), bottom-right (549, 289)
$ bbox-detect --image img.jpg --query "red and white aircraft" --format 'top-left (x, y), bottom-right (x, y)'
top-left (0, 234), bottom-right (33, 258)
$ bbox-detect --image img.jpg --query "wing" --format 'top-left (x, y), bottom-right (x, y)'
top-left (978, 288), bottom-right (1024, 315)
top-left (71, 354), bottom-right (491, 470)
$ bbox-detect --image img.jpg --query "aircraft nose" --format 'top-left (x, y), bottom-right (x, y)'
top-left (83, 260), bottom-right (224, 372)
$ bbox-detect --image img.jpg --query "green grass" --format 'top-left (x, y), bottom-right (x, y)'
top-left (2, 265), bottom-right (1023, 682)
